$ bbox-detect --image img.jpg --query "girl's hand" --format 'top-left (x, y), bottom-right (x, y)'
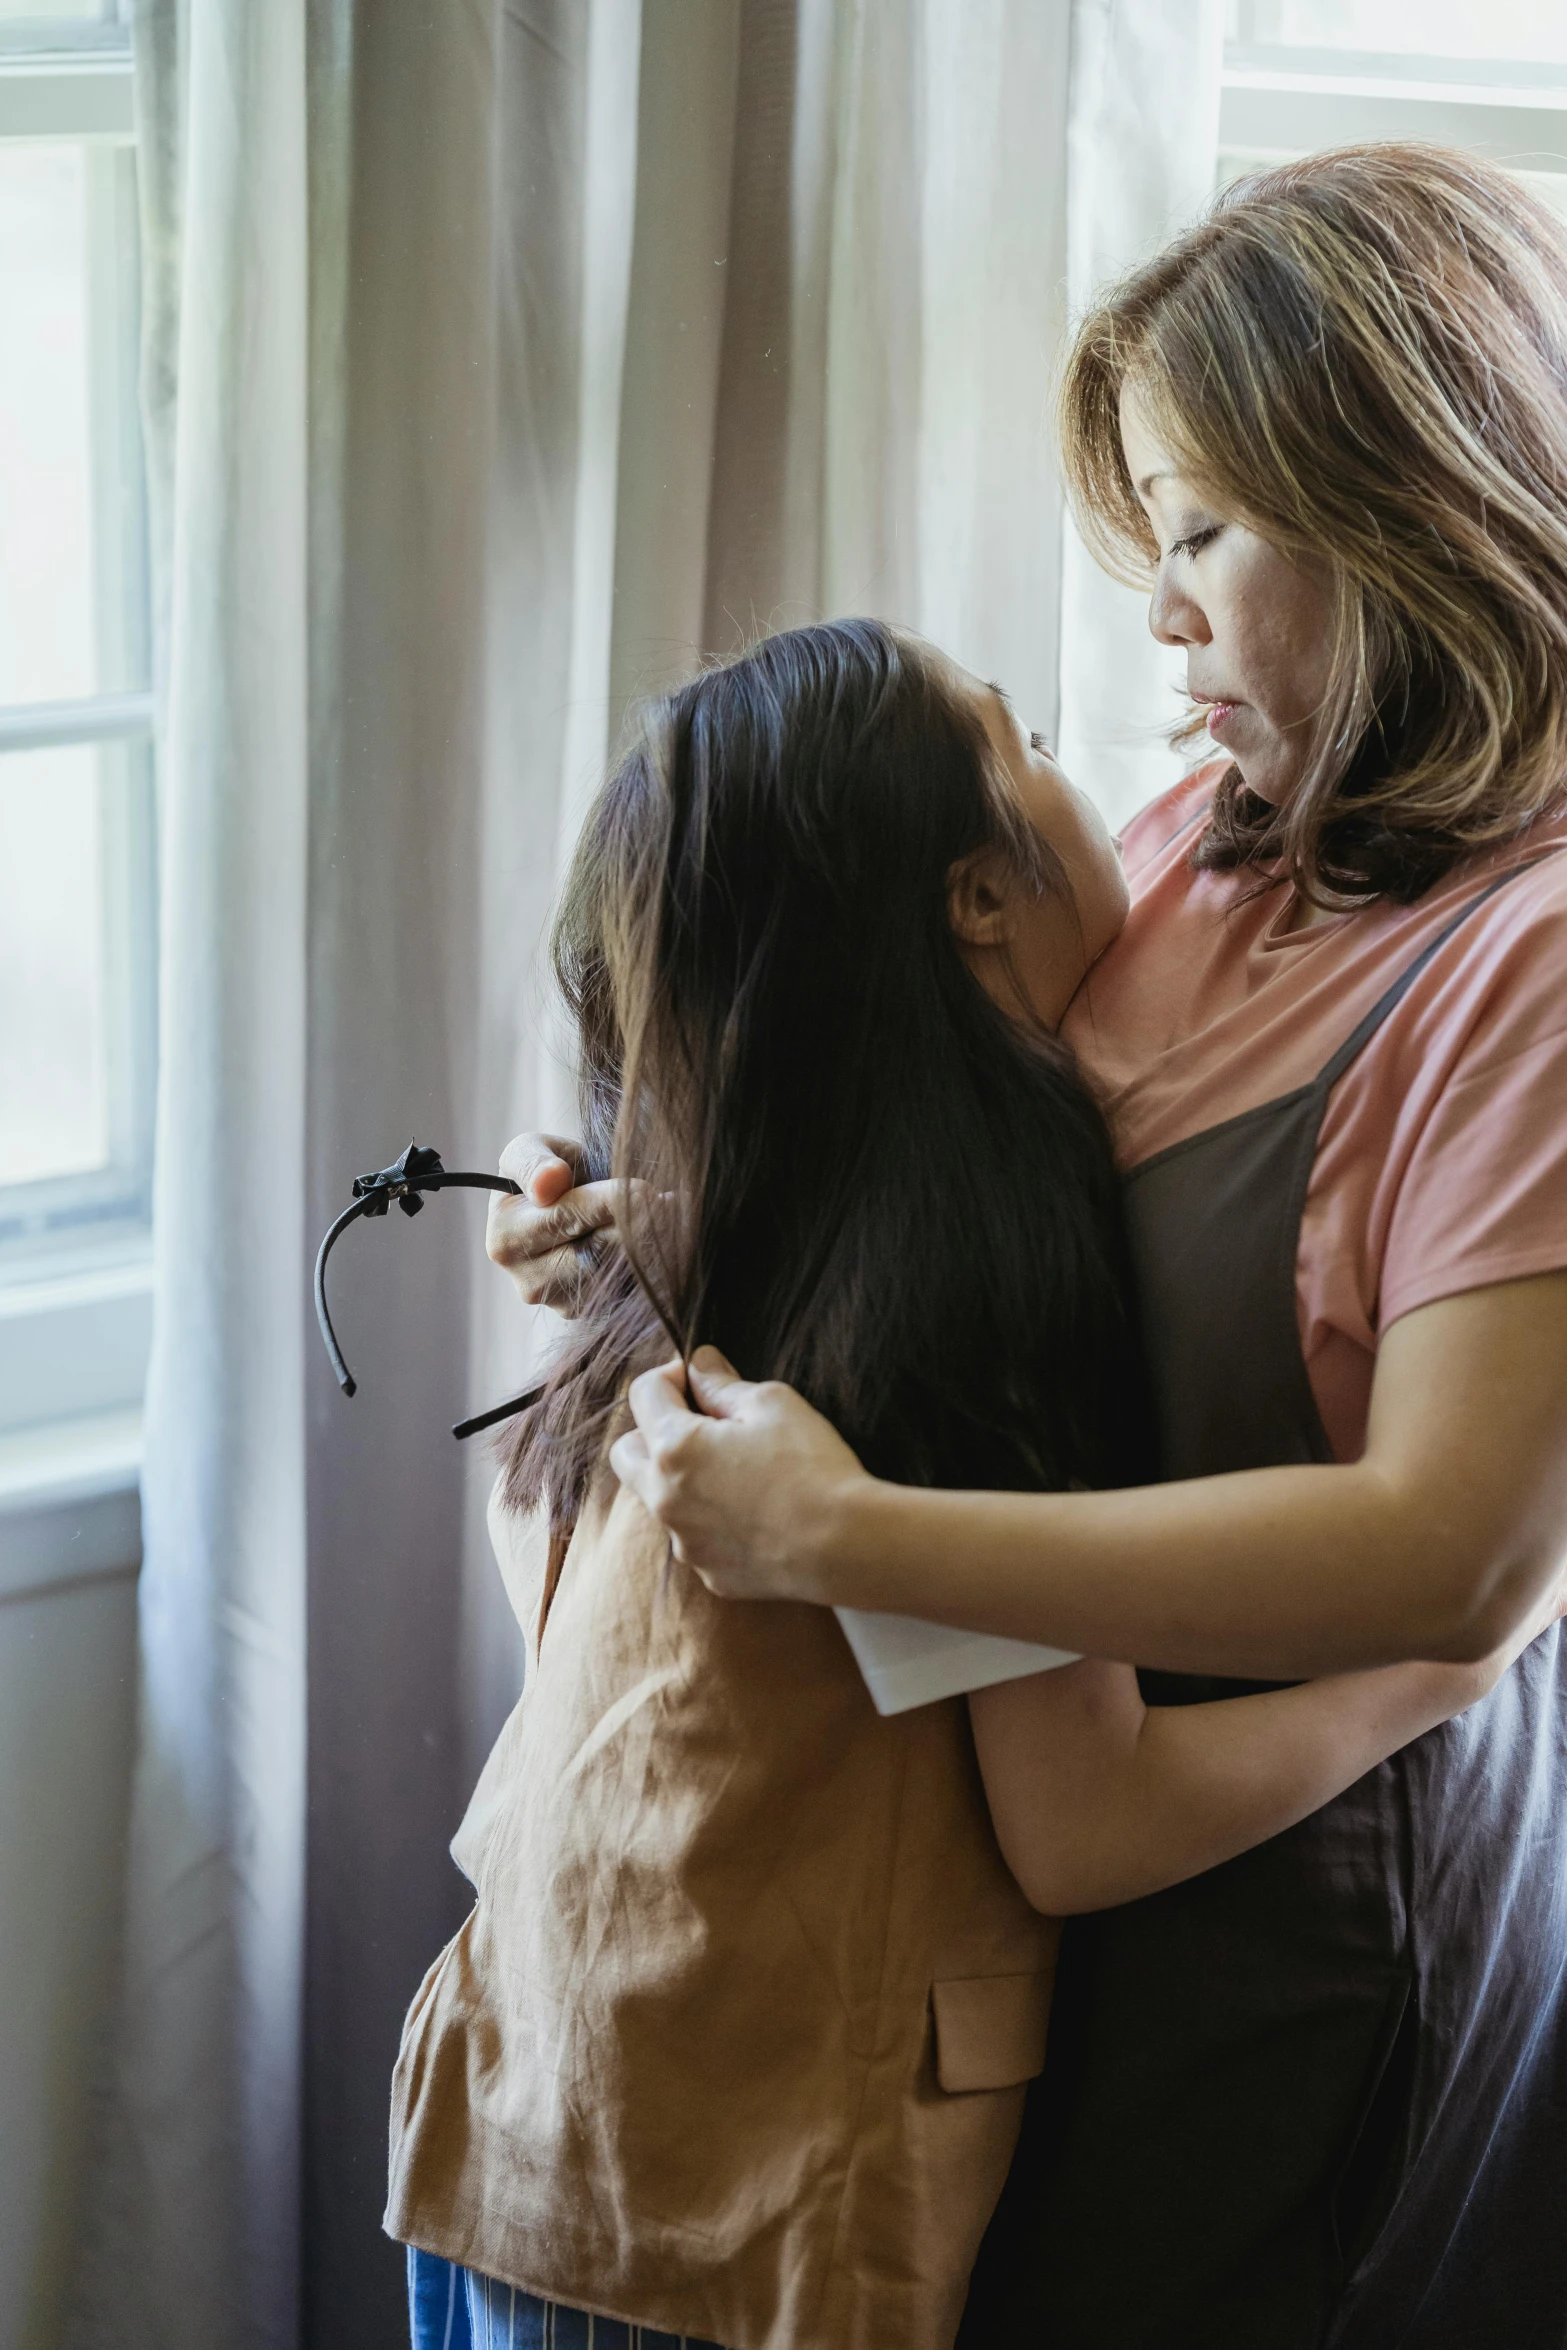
top-left (486, 1132), bottom-right (619, 1313)
top-left (610, 1351), bottom-right (871, 1601)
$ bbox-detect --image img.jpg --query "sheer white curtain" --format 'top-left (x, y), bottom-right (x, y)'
top-left (69, 3), bottom-right (312, 2343)
top-left (72, 6), bottom-right (1218, 2346)
top-left (71, 4), bottom-right (629, 2343)
top-left (1057, 0), bottom-right (1226, 823)
top-left (604, 0), bottom-right (1223, 802)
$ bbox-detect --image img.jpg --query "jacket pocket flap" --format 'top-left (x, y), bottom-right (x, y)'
top-left (931, 1970), bottom-right (1052, 2094)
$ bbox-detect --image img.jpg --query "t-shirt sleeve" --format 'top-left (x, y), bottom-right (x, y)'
top-left (1116, 760), bottom-right (1222, 876)
top-left (1378, 890), bottom-right (1567, 1330)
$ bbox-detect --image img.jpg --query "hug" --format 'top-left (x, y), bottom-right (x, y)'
top-left (392, 145), bottom-right (1567, 2350)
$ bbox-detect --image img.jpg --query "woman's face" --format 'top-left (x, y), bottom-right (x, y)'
top-left (1119, 381), bottom-right (1336, 808)
top-left (938, 653), bottom-right (1129, 1027)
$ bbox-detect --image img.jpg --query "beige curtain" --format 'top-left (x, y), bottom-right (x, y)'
top-left (73, 7), bottom-right (1218, 2347)
top-left (607, 0), bottom-right (1072, 757)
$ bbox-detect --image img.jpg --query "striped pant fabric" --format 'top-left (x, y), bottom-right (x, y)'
top-left (407, 2247), bottom-right (727, 2350)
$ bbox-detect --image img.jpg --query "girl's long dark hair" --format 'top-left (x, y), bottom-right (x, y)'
top-left (505, 620), bottom-right (1150, 1530)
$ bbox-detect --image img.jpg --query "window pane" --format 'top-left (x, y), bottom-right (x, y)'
top-left (0, 744), bottom-right (108, 1185)
top-left (0, 5), bottom-right (131, 61)
top-left (0, 144), bottom-right (91, 702)
top-left (0, 141), bottom-right (144, 705)
top-left (0, 4), bottom-right (114, 22)
top-left (1230, 0), bottom-right (1567, 62)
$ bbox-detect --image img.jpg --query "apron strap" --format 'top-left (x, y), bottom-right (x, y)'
top-left (1315, 849), bottom-right (1566, 1094)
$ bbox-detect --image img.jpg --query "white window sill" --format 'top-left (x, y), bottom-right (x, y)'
top-left (0, 1410), bottom-right (141, 1605)
top-left (0, 1407), bottom-right (141, 1515)
top-left (0, 1257), bottom-right (152, 1440)
top-left (0, 55), bottom-right (134, 141)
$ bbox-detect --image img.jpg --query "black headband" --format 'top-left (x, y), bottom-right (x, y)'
top-left (313, 1141), bottom-right (542, 1439)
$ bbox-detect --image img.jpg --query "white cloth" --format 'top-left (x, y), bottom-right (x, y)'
top-left (1056, 0), bottom-right (1227, 828)
top-left (71, 3), bottom-right (633, 2342)
top-left (69, 4), bottom-right (310, 2342)
top-left (836, 1604), bottom-right (1078, 1716)
top-left (70, 5), bottom-right (1219, 2344)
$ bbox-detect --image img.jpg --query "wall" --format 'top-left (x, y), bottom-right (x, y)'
top-left (0, 1474), bottom-right (139, 2350)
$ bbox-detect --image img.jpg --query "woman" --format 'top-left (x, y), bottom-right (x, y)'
top-left (499, 148), bottom-right (1567, 2345)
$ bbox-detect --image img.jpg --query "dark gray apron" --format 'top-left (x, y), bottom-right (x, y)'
top-left (960, 859), bottom-right (1567, 2349)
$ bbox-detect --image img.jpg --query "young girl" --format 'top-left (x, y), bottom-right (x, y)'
top-left (385, 621), bottom-right (1543, 2350)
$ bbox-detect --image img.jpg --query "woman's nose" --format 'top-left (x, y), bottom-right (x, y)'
top-left (1148, 561), bottom-right (1210, 650)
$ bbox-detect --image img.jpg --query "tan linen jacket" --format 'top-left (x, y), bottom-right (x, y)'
top-left (385, 1475), bottom-right (1058, 2350)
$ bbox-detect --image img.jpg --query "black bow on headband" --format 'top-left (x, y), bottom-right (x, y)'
top-left (313, 1142), bottom-right (544, 1440)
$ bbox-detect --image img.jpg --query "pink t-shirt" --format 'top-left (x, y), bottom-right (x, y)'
top-left (1062, 763), bottom-right (1567, 1462)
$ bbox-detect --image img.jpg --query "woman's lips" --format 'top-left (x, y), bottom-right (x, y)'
top-left (1202, 699), bottom-right (1238, 736)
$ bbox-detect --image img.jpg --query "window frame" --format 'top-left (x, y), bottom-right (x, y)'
top-left (0, 23), bottom-right (155, 1471)
top-left (1221, 32), bottom-right (1567, 178)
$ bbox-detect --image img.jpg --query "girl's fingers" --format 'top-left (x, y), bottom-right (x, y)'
top-left (498, 1131), bottom-right (590, 1194)
top-left (537, 1179), bottom-right (620, 1241)
top-left (487, 1178), bottom-right (618, 1274)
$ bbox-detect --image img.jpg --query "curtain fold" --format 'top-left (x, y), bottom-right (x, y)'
top-left (460, 0), bottom-right (643, 1779)
top-left (629, 0), bottom-right (1073, 738)
top-left (70, 5), bottom-right (634, 2344)
top-left (72, 6), bottom-right (1219, 2345)
top-left (68, 5), bottom-right (312, 2345)
top-left (300, 10), bottom-right (496, 2337)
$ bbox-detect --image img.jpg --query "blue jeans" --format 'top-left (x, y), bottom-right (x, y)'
top-left (407, 2247), bottom-right (727, 2349)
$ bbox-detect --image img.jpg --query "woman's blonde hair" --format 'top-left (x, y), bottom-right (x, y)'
top-left (1060, 143), bottom-right (1567, 903)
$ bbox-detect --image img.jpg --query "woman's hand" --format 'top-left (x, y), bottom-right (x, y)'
top-left (609, 1350), bottom-right (872, 1601)
top-left (617, 1272), bottom-right (1567, 1677)
top-left (486, 1132), bottom-right (618, 1313)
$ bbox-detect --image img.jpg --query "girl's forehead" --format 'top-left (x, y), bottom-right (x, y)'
top-left (931, 648), bottom-right (1012, 729)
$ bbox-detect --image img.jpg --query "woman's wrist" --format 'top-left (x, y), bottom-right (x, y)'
top-left (813, 1474), bottom-right (965, 1615)
top-left (795, 1468), bottom-right (891, 1607)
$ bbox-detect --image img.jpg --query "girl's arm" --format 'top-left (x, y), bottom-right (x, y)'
top-left (610, 1271), bottom-right (1567, 1678)
top-left (969, 1627), bottom-right (1552, 1916)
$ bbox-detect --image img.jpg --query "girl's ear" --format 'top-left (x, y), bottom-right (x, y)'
top-left (947, 847), bottom-right (1014, 947)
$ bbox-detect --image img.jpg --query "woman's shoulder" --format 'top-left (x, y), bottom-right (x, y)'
top-left (1453, 806), bottom-right (1567, 960)
top-left (1384, 808), bottom-right (1567, 1099)
top-left (1489, 802), bottom-right (1567, 895)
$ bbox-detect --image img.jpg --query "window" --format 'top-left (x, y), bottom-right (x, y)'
top-left (0, 3), bottom-right (152, 1477)
top-left (1222, 3), bottom-right (1567, 204)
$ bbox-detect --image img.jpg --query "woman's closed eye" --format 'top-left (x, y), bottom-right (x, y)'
top-left (1030, 731), bottom-right (1053, 757)
top-left (1170, 523), bottom-right (1222, 561)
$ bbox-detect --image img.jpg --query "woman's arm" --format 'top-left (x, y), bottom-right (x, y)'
top-left (970, 1630), bottom-right (1551, 1915)
top-left (609, 1271), bottom-right (1567, 1678)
